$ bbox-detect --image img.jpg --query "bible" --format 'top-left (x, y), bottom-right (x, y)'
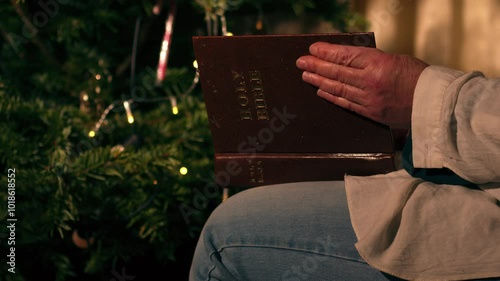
top-left (192, 32), bottom-right (396, 189)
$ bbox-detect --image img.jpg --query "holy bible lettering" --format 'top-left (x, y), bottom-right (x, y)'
top-left (193, 32), bottom-right (396, 189)
top-left (232, 69), bottom-right (269, 121)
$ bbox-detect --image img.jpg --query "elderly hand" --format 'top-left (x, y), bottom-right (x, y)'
top-left (296, 42), bottom-right (429, 129)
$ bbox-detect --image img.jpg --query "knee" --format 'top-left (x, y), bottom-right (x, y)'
top-left (202, 190), bottom-right (249, 231)
top-left (199, 187), bottom-right (266, 243)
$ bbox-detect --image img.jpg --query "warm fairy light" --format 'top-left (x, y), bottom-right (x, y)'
top-left (256, 20), bottom-right (263, 30)
top-left (192, 60), bottom-right (198, 69)
top-left (179, 167), bottom-right (188, 175)
top-left (95, 74), bottom-right (101, 80)
top-left (225, 32), bottom-right (233, 36)
top-left (95, 86), bottom-right (101, 94)
top-left (82, 93), bottom-right (89, 101)
top-left (153, 179), bottom-right (158, 185)
top-left (88, 130), bottom-right (96, 138)
top-left (123, 100), bottom-right (134, 124)
top-left (169, 96), bottom-right (178, 115)
top-left (153, 3), bottom-right (161, 15)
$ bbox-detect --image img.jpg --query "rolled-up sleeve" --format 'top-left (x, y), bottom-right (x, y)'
top-left (412, 66), bottom-right (500, 184)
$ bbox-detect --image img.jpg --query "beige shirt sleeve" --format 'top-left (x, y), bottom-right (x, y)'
top-left (412, 66), bottom-right (500, 184)
top-left (344, 65), bottom-right (500, 281)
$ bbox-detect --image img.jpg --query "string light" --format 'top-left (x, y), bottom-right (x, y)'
top-left (220, 14), bottom-right (228, 35)
top-left (170, 96), bottom-right (178, 115)
top-left (95, 74), bottom-right (101, 80)
top-left (123, 100), bottom-right (134, 124)
top-left (88, 100), bottom-right (119, 137)
top-left (256, 4), bottom-right (264, 31)
top-left (255, 20), bottom-right (263, 31)
top-left (87, 70), bottom-right (199, 137)
top-left (179, 167), bottom-right (188, 175)
top-left (153, 0), bottom-right (163, 15)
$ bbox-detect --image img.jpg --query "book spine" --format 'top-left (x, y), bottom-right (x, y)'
top-left (213, 153), bottom-right (396, 188)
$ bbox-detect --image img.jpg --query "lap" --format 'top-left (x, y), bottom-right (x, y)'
top-left (192, 181), bottom-right (394, 280)
top-left (210, 181), bottom-right (358, 259)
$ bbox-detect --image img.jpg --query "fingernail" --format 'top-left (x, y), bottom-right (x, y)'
top-left (302, 71), bottom-right (313, 80)
top-left (309, 44), bottom-right (318, 54)
top-left (296, 58), bottom-right (306, 68)
top-left (309, 43), bottom-right (319, 54)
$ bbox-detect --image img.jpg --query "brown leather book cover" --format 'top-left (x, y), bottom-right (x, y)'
top-left (192, 32), bottom-right (395, 188)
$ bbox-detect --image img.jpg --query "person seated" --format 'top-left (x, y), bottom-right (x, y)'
top-left (189, 42), bottom-right (500, 281)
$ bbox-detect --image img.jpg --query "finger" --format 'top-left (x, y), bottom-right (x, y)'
top-left (302, 71), bottom-right (368, 106)
top-left (309, 42), bottom-right (372, 69)
top-left (297, 55), bottom-right (365, 88)
top-left (317, 89), bottom-right (369, 117)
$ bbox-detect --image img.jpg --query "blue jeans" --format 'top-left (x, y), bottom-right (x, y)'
top-left (189, 181), bottom-right (394, 281)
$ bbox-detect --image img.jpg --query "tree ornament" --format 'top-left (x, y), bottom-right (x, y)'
top-left (72, 229), bottom-right (95, 249)
top-left (156, 0), bottom-right (177, 85)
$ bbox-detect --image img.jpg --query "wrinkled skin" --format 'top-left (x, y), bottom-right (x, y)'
top-left (296, 42), bottom-right (429, 129)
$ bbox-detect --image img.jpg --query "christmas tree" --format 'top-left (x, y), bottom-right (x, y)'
top-left (0, 0), bottom-right (366, 280)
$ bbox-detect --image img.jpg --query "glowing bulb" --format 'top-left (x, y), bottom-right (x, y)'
top-left (95, 74), bottom-right (101, 80)
top-left (192, 60), bottom-right (198, 69)
top-left (179, 167), bottom-right (188, 175)
top-left (256, 20), bottom-right (263, 30)
top-left (225, 32), bottom-right (233, 36)
top-left (82, 93), bottom-right (89, 101)
top-left (153, 179), bottom-right (158, 185)
top-left (153, 5), bottom-right (161, 15)
top-left (123, 101), bottom-right (134, 124)
top-left (88, 130), bottom-right (96, 138)
top-left (169, 96), bottom-right (178, 115)
top-left (95, 86), bottom-right (101, 94)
